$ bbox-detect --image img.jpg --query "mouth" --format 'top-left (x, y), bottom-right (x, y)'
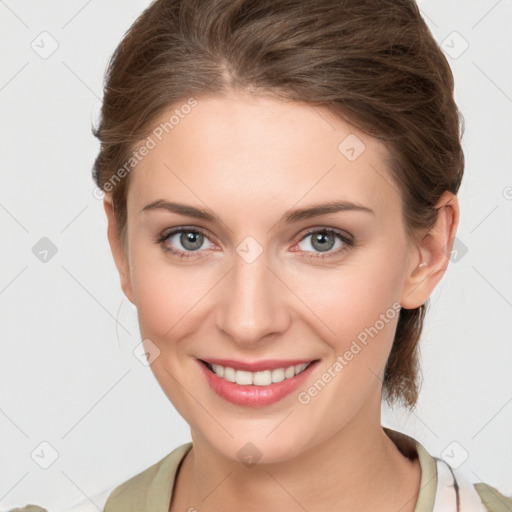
top-left (197, 358), bottom-right (320, 407)
top-left (199, 359), bottom-right (318, 386)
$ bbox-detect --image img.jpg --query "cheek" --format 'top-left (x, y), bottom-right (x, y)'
top-left (129, 250), bottom-right (211, 343)
top-left (289, 246), bottom-right (407, 379)
top-left (288, 262), bottom-right (404, 423)
top-left (297, 260), bottom-right (404, 340)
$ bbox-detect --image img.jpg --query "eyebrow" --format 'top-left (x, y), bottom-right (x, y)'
top-left (141, 199), bottom-right (374, 224)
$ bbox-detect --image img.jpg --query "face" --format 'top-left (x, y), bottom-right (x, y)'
top-left (106, 90), bottom-right (437, 464)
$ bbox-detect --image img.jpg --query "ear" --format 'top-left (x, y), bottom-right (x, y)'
top-left (400, 191), bottom-right (460, 309)
top-left (103, 197), bottom-right (135, 305)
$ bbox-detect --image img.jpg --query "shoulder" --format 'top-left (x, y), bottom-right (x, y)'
top-left (1, 445), bottom-right (191, 512)
top-left (473, 482), bottom-right (512, 512)
top-left (103, 441), bottom-right (193, 511)
top-left (383, 427), bottom-right (512, 512)
top-left (4, 507), bottom-right (48, 512)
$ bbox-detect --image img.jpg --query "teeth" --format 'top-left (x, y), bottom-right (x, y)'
top-left (236, 370), bottom-right (253, 385)
top-left (285, 366), bottom-right (295, 379)
top-left (208, 362), bottom-right (311, 386)
top-left (212, 364), bottom-right (224, 378)
top-left (223, 366), bottom-right (235, 383)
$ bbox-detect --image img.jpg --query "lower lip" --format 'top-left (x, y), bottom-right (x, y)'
top-left (197, 359), bottom-right (319, 407)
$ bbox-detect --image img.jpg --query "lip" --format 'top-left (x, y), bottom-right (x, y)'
top-left (197, 358), bottom-right (320, 408)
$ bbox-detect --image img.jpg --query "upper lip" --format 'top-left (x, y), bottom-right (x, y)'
top-left (199, 358), bottom-right (318, 372)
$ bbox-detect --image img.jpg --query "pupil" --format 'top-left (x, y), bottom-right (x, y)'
top-left (313, 232), bottom-right (334, 252)
top-left (182, 231), bottom-right (203, 250)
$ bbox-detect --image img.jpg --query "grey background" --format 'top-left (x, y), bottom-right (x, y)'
top-left (1, 0), bottom-right (511, 510)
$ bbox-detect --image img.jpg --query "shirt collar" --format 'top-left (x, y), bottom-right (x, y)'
top-left (383, 426), bottom-right (437, 512)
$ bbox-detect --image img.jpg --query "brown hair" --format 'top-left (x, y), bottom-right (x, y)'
top-left (92, 0), bottom-right (464, 409)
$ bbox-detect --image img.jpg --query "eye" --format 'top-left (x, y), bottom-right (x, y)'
top-left (157, 227), bottom-right (214, 259)
top-left (156, 226), bottom-right (353, 260)
top-left (294, 228), bottom-right (353, 258)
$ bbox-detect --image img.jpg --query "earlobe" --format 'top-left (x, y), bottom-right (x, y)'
top-left (103, 198), bottom-right (135, 305)
top-left (401, 191), bottom-right (459, 309)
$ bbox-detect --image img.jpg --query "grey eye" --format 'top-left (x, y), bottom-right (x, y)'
top-left (297, 230), bottom-right (345, 253)
top-left (167, 230), bottom-right (212, 251)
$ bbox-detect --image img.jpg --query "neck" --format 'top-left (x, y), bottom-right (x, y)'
top-left (171, 401), bottom-right (421, 512)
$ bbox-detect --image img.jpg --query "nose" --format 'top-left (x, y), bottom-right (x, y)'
top-left (215, 249), bottom-right (291, 347)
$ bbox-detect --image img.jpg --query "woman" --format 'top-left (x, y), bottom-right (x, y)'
top-left (12, 0), bottom-right (509, 511)
top-left (94, 0), bottom-right (510, 510)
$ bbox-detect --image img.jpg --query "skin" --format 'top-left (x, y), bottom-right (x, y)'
top-left (104, 90), bottom-right (459, 512)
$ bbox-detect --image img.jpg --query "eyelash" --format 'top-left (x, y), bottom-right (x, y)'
top-left (156, 227), bottom-right (354, 260)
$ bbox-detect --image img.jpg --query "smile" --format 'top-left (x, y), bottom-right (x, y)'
top-left (204, 361), bottom-right (312, 386)
top-left (197, 358), bottom-right (320, 407)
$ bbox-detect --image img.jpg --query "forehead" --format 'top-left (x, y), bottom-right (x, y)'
top-left (126, 92), bottom-right (400, 224)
